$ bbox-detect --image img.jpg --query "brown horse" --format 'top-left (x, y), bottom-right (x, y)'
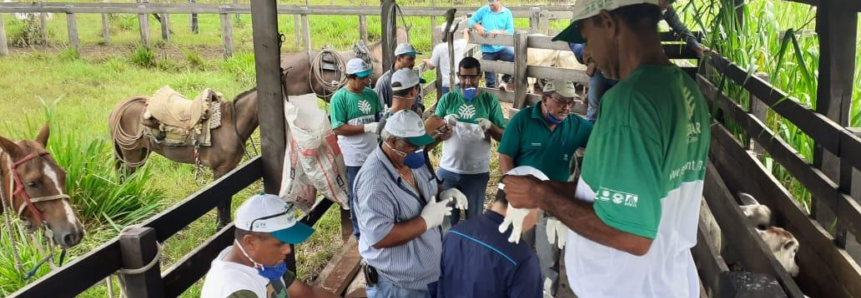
top-left (109, 89), bottom-right (259, 226)
top-left (280, 28), bottom-right (409, 99)
top-left (0, 124), bottom-right (84, 248)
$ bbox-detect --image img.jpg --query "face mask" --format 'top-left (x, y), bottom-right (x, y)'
top-left (462, 87), bottom-right (478, 102)
top-left (544, 110), bottom-right (563, 125)
top-left (235, 239), bottom-right (289, 282)
top-left (385, 142), bottom-right (425, 169)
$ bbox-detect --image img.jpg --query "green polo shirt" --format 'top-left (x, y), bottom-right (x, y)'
top-left (498, 105), bottom-right (593, 182)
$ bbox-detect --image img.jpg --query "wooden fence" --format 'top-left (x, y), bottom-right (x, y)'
top-left (693, 0), bottom-right (860, 296)
top-left (0, 3), bottom-right (576, 57)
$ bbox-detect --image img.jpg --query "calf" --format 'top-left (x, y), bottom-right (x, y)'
top-left (757, 226), bottom-right (801, 277)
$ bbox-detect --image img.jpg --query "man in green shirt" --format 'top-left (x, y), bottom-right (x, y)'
top-left (501, 0), bottom-right (711, 297)
top-left (430, 57), bottom-right (506, 226)
top-left (497, 79), bottom-right (592, 297)
top-left (330, 58), bottom-right (384, 239)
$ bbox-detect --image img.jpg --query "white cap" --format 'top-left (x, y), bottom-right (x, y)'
top-left (346, 58), bottom-right (373, 78)
top-left (553, 0), bottom-right (659, 43)
top-left (384, 111), bottom-right (435, 147)
top-left (391, 69), bottom-right (421, 92)
top-left (394, 43), bottom-right (420, 57)
top-left (543, 80), bottom-right (579, 99)
top-left (234, 194), bottom-right (314, 244)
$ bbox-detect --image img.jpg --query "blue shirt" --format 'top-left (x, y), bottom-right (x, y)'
top-left (468, 5), bottom-right (514, 53)
top-left (354, 146), bottom-right (442, 291)
top-left (429, 211), bottom-right (542, 298)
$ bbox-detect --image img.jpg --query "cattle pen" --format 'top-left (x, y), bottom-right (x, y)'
top-left (1, 0), bottom-right (860, 298)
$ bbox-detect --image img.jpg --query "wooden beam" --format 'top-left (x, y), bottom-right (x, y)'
top-left (0, 13), bottom-right (7, 56)
top-left (293, 15), bottom-right (301, 48)
top-left (358, 15), bottom-right (368, 44)
top-left (380, 0), bottom-right (395, 73)
top-left (479, 59), bottom-right (514, 75)
top-left (513, 32), bottom-right (528, 109)
top-left (300, 11), bottom-right (311, 52)
top-left (469, 31), bottom-right (515, 47)
top-left (220, 10), bottom-right (234, 58)
top-left (138, 5), bottom-right (150, 47)
top-left (101, 1), bottom-right (110, 44)
top-left (316, 237), bottom-right (361, 295)
top-left (527, 65), bottom-right (589, 85)
top-left (692, 215), bottom-right (729, 298)
top-left (812, 0), bottom-right (858, 247)
top-left (528, 7), bottom-right (539, 34)
top-left (160, 13), bottom-right (170, 41)
top-left (66, 12), bottom-right (80, 52)
top-left (749, 73), bottom-right (769, 154)
top-left (188, 0), bottom-right (198, 34)
top-left (250, 0), bottom-right (285, 194)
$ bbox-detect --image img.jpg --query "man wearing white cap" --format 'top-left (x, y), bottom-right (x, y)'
top-left (201, 194), bottom-right (339, 298)
top-left (330, 58), bottom-right (384, 240)
top-left (353, 110), bottom-right (467, 298)
top-left (498, 79), bottom-right (592, 297)
top-left (376, 68), bottom-right (425, 135)
top-left (501, 0), bottom-right (710, 297)
top-left (374, 43), bottom-right (425, 113)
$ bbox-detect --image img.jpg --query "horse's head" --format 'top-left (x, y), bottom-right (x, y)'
top-left (0, 124), bottom-right (84, 248)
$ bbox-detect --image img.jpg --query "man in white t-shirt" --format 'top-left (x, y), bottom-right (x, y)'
top-left (425, 27), bottom-right (470, 95)
top-left (201, 194), bottom-right (339, 298)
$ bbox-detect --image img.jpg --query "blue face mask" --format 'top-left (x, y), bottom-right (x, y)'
top-left (235, 240), bottom-right (289, 282)
top-left (386, 142), bottom-right (425, 169)
top-left (462, 87), bottom-right (478, 102)
top-left (544, 112), bottom-right (563, 125)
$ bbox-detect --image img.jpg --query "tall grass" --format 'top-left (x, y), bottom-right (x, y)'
top-left (679, 0), bottom-right (857, 210)
top-left (0, 225), bottom-right (54, 297)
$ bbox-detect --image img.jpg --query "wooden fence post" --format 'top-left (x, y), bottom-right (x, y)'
top-left (0, 13), bottom-right (8, 56)
top-left (430, 0), bottom-right (437, 29)
top-left (220, 9), bottom-right (234, 58)
top-left (293, 15), bottom-right (301, 48)
top-left (66, 12), bottom-right (79, 52)
top-left (118, 227), bottom-right (164, 298)
top-left (39, 1), bottom-right (47, 43)
top-left (432, 27), bottom-right (443, 101)
top-left (749, 72), bottom-right (769, 155)
top-left (189, 0), bottom-right (198, 34)
top-left (512, 32), bottom-right (528, 109)
top-left (161, 14), bottom-right (170, 41)
top-left (300, 11), bottom-right (311, 52)
top-left (101, 1), bottom-right (111, 44)
top-left (138, 5), bottom-right (150, 47)
top-left (529, 7), bottom-right (540, 34)
top-left (540, 10), bottom-right (550, 35)
top-left (812, 0), bottom-right (857, 250)
top-left (359, 15), bottom-right (368, 44)
top-left (233, 0), bottom-right (240, 21)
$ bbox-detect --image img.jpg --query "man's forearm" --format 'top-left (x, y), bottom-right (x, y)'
top-left (499, 154), bottom-right (514, 174)
top-left (372, 217), bottom-right (427, 249)
top-left (334, 124), bottom-right (367, 136)
top-left (539, 181), bottom-right (653, 256)
top-left (488, 125), bottom-right (504, 141)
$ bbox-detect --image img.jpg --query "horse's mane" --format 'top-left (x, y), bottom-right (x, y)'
top-left (232, 88), bottom-right (257, 102)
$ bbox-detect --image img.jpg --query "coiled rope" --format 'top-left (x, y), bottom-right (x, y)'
top-left (309, 48), bottom-right (348, 100)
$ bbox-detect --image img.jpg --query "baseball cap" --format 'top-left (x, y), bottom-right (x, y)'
top-left (552, 0), bottom-right (660, 43)
top-left (346, 58), bottom-right (373, 78)
top-left (235, 194), bottom-right (315, 244)
top-left (543, 80), bottom-right (579, 99)
top-left (384, 110), bottom-right (435, 147)
top-left (394, 43), bottom-right (421, 57)
top-left (391, 69), bottom-right (427, 92)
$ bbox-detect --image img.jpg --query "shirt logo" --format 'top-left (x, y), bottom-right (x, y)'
top-left (457, 104), bottom-right (477, 120)
top-left (597, 187), bottom-right (639, 208)
top-left (531, 142), bottom-right (542, 147)
top-left (683, 86), bottom-right (702, 144)
top-left (563, 154), bottom-right (569, 161)
top-left (358, 100), bottom-right (372, 114)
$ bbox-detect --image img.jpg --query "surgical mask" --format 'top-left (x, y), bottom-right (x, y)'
top-left (385, 142), bottom-right (425, 169)
top-left (462, 87), bottom-right (478, 102)
top-left (235, 239), bottom-right (289, 282)
top-left (544, 112), bottom-right (563, 125)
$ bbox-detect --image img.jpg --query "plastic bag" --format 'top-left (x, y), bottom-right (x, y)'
top-left (278, 128), bottom-right (318, 212)
top-left (454, 121), bottom-right (486, 143)
top-left (280, 94), bottom-right (349, 209)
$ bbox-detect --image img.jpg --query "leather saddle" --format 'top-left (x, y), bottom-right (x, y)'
top-left (144, 86), bottom-right (218, 130)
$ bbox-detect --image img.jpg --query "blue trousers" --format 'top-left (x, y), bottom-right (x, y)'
top-left (366, 279), bottom-right (430, 298)
top-left (347, 166), bottom-right (362, 239)
top-left (586, 71), bottom-right (618, 123)
top-left (437, 168), bottom-right (490, 226)
top-left (482, 47), bottom-right (515, 88)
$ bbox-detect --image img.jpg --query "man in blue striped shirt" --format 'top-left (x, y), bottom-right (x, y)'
top-left (354, 111), bottom-right (468, 298)
top-left (469, 0), bottom-right (515, 89)
top-left (429, 166), bottom-right (544, 298)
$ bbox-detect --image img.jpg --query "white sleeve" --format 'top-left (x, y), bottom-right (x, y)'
top-left (430, 44), bottom-right (443, 67)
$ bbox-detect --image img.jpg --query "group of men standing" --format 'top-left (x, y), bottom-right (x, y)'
top-left (201, 0), bottom-right (713, 297)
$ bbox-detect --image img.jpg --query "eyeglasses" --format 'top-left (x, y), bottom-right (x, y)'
top-left (248, 204), bottom-right (296, 233)
top-left (550, 96), bottom-right (576, 109)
